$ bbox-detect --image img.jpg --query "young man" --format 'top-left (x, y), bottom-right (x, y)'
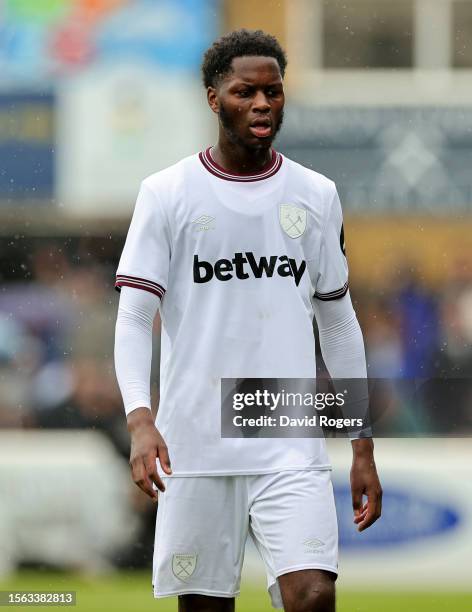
top-left (114, 29), bottom-right (382, 612)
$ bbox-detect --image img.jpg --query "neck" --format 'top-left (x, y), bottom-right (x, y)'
top-left (211, 135), bottom-right (273, 175)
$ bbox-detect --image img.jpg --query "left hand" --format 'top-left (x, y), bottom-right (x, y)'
top-left (350, 438), bottom-right (383, 532)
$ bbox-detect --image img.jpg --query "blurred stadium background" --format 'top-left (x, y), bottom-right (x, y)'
top-left (0, 0), bottom-right (471, 610)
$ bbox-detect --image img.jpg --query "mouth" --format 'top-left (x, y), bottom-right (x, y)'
top-left (249, 118), bottom-right (272, 139)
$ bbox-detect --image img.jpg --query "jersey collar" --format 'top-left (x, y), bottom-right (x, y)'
top-left (199, 147), bottom-right (283, 182)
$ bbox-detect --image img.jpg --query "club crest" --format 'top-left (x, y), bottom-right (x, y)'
top-left (172, 553), bottom-right (197, 581)
top-left (280, 205), bottom-right (307, 238)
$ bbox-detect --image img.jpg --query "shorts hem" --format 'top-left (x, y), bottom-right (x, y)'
top-left (274, 563), bottom-right (339, 580)
top-left (160, 465), bottom-right (332, 477)
top-left (154, 588), bottom-right (240, 599)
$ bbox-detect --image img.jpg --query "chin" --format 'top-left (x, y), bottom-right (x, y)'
top-left (247, 137), bottom-right (273, 151)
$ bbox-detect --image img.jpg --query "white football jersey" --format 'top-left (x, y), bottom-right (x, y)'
top-left (115, 148), bottom-right (348, 475)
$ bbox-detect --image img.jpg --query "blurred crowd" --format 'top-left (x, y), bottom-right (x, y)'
top-left (352, 261), bottom-right (472, 435)
top-left (0, 239), bottom-right (163, 568)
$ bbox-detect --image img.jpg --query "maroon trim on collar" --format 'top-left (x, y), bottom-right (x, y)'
top-left (199, 147), bottom-right (283, 182)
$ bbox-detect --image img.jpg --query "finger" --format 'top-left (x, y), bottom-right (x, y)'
top-left (357, 492), bottom-right (382, 531)
top-left (157, 443), bottom-right (172, 475)
top-left (351, 488), bottom-right (364, 517)
top-left (357, 508), bottom-right (377, 531)
top-left (144, 454), bottom-right (165, 494)
top-left (353, 503), bottom-right (368, 523)
top-left (131, 457), bottom-right (158, 500)
top-left (354, 507), bottom-right (368, 524)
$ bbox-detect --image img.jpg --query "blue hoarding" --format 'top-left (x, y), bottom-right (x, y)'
top-left (334, 483), bottom-right (461, 550)
top-left (0, 93), bottom-right (55, 200)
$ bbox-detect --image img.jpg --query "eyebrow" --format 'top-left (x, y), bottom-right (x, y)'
top-left (230, 80), bottom-right (283, 87)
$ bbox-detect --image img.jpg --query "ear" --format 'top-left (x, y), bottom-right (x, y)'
top-left (207, 87), bottom-right (219, 114)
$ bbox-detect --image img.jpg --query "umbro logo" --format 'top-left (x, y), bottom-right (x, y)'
top-left (192, 214), bottom-right (215, 231)
top-left (304, 538), bottom-right (325, 553)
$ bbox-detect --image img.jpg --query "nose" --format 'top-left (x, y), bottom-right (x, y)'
top-left (252, 90), bottom-right (270, 112)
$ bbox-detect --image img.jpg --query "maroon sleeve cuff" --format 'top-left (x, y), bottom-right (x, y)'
top-left (115, 274), bottom-right (165, 299)
top-left (314, 281), bottom-right (349, 301)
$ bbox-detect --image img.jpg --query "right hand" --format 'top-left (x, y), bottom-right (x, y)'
top-left (127, 407), bottom-right (172, 501)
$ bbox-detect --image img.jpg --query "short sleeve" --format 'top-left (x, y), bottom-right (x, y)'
top-left (115, 182), bottom-right (170, 300)
top-left (314, 186), bottom-right (349, 301)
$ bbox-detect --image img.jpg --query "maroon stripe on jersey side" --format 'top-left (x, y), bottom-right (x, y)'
top-left (199, 147), bottom-right (283, 182)
top-left (115, 275), bottom-right (165, 298)
top-left (314, 282), bottom-right (349, 301)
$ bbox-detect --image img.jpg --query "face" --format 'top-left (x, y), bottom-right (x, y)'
top-left (207, 55), bottom-right (285, 150)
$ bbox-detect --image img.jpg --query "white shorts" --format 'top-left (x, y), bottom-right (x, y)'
top-left (152, 469), bottom-right (338, 609)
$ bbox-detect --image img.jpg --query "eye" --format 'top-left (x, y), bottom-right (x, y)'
top-left (237, 90), bottom-right (250, 97)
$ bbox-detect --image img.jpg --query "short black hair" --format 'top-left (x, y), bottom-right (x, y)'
top-left (201, 29), bottom-right (287, 89)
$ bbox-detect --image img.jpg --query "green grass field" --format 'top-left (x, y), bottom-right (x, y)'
top-left (0, 571), bottom-right (470, 611)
